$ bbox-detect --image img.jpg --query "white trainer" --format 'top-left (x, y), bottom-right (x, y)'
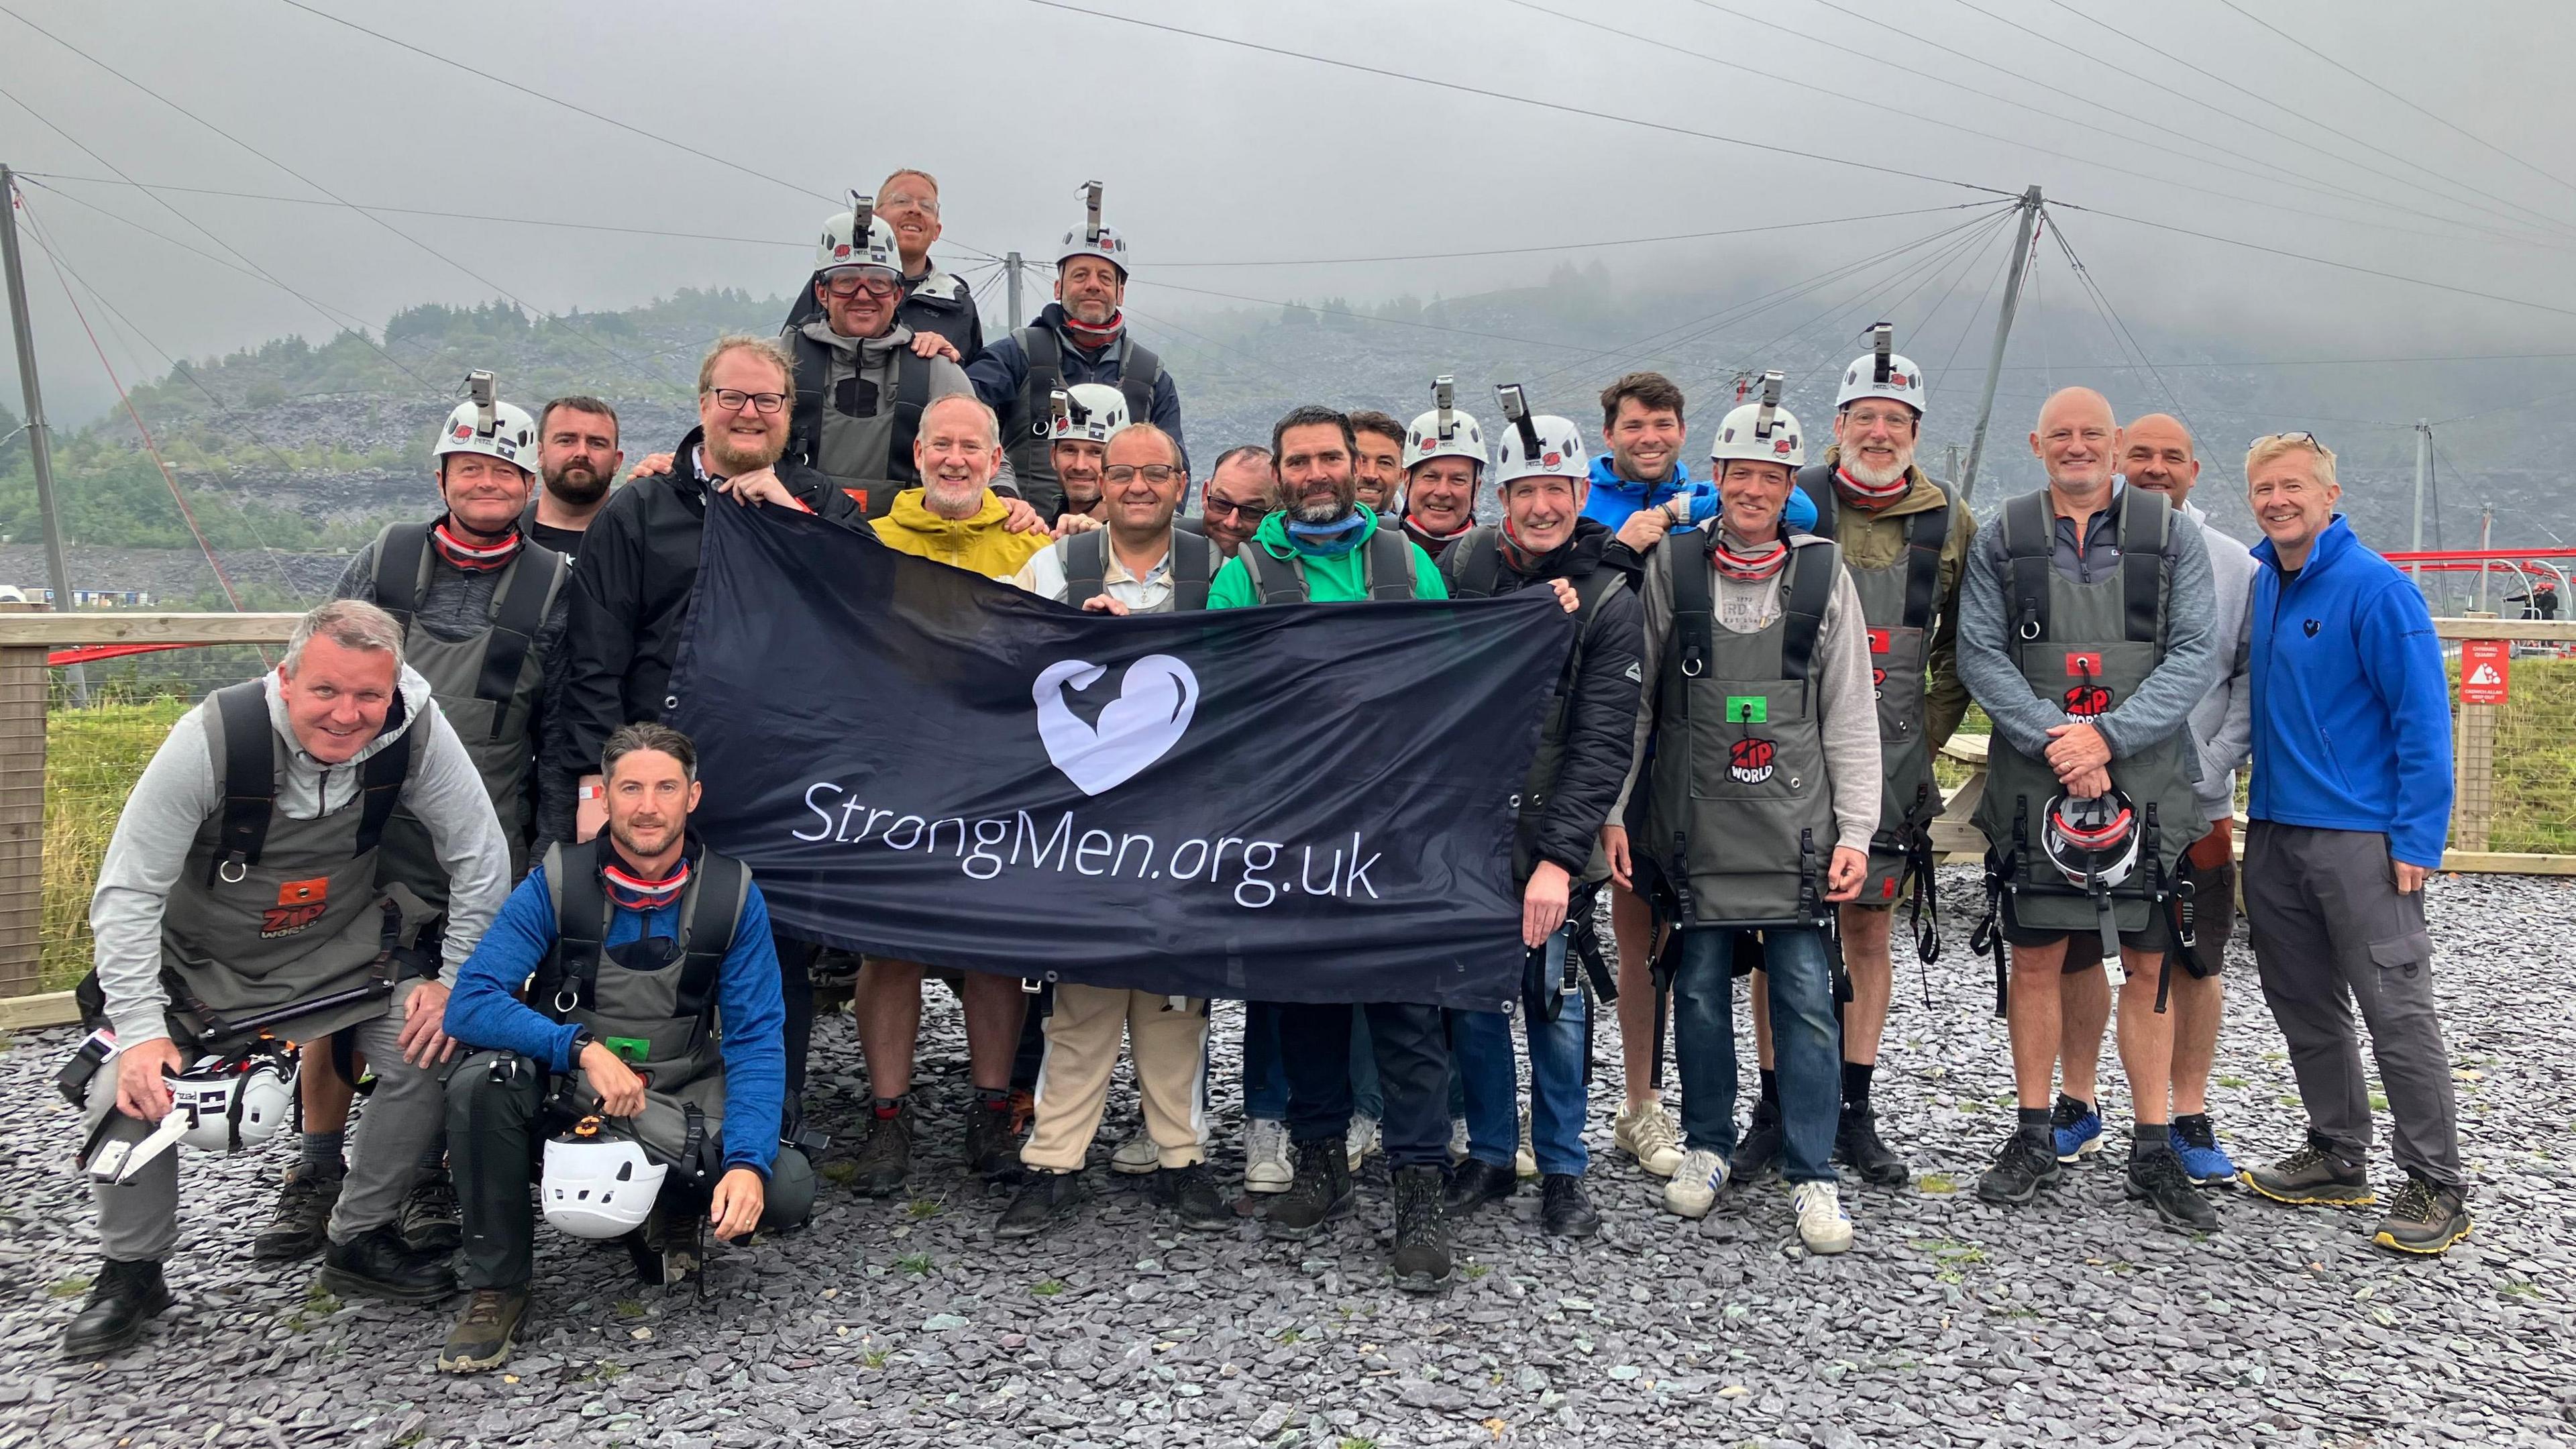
top-left (1514, 1105), bottom-right (1538, 1180)
top-left (1447, 1116), bottom-right (1471, 1164)
top-left (1792, 1179), bottom-right (1854, 1254)
top-left (1243, 1118), bottom-right (1294, 1194)
top-left (1110, 1129), bottom-right (1160, 1176)
top-left (1345, 1116), bottom-right (1382, 1173)
top-left (1615, 1100), bottom-right (1686, 1178)
top-left (1663, 1148), bottom-right (1727, 1218)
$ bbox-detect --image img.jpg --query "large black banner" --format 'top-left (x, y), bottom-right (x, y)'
top-left (666, 503), bottom-right (1573, 1010)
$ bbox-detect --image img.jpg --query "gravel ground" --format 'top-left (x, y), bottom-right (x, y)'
top-left (3, 867), bottom-right (2571, 1448)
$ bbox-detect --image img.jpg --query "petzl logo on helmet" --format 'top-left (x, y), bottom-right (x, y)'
top-left (1727, 737), bottom-right (1777, 785)
top-left (1034, 655), bottom-right (1199, 796)
top-left (2063, 684), bottom-right (2112, 718)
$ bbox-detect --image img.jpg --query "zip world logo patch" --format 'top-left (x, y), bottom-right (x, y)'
top-left (2063, 684), bottom-right (2112, 718)
top-left (260, 877), bottom-right (329, 939)
top-left (1034, 655), bottom-right (1199, 796)
top-left (1727, 737), bottom-right (1777, 785)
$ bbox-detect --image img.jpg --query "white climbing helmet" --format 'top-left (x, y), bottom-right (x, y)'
top-left (432, 370), bottom-right (539, 474)
top-left (1403, 375), bottom-right (1489, 473)
top-left (165, 1041), bottom-right (299, 1153)
top-left (1489, 383), bottom-right (1587, 487)
top-left (1046, 383), bottom-right (1131, 445)
top-left (814, 192), bottom-right (903, 278)
top-left (541, 1122), bottom-right (669, 1240)
top-left (1711, 371), bottom-right (1806, 470)
top-left (1056, 180), bottom-right (1132, 277)
top-left (1834, 323), bottom-right (1927, 415)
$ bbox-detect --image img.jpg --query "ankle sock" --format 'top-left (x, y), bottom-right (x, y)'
top-left (1840, 1061), bottom-right (1874, 1114)
top-left (301, 1131), bottom-right (345, 1177)
top-left (1758, 1069), bottom-right (1780, 1106)
top-left (2131, 1124), bottom-right (2173, 1159)
top-left (2016, 1107), bottom-right (2052, 1141)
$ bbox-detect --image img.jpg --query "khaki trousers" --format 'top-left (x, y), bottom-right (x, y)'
top-left (1020, 983), bottom-right (1208, 1173)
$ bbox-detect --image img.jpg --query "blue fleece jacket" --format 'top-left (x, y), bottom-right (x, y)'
top-left (2248, 516), bottom-right (2453, 867)
top-left (443, 861), bottom-right (788, 1175)
top-left (1580, 456), bottom-right (1815, 535)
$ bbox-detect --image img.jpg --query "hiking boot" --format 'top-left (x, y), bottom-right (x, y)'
top-left (853, 1097), bottom-right (915, 1197)
top-left (1389, 1166), bottom-right (1453, 1294)
top-left (1663, 1148), bottom-right (1727, 1219)
top-left (2169, 1115), bottom-right (2238, 1185)
top-left (635, 1203), bottom-right (704, 1287)
top-left (2127, 1146), bottom-right (2220, 1232)
top-left (1441, 1158), bottom-right (1515, 1216)
top-left (437, 1288), bottom-right (528, 1373)
top-left (1540, 1174), bottom-right (1601, 1239)
top-left (1110, 1129), bottom-right (1161, 1176)
top-left (319, 1223), bottom-right (457, 1304)
top-left (1264, 1136), bottom-right (1354, 1241)
top-left (1976, 1130), bottom-right (2063, 1206)
top-left (1729, 1097), bottom-right (1783, 1185)
top-left (1613, 1099), bottom-right (1684, 1178)
top-left (1345, 1116), bottom-right (1382, 1173)
top-left (1835, 1106), bottom-right (1909, 1187)
top-left (995, 1169), bottom-right (1089, 1240)
top-left (964, 1089), bottom-right (1021, 1181)
top-left (400, 1167), bottom-right (462, 1254)
top-left (59, 1258), bottom-right (170, 1362)
top-left (2373, 1172), bottom-right (2472, 1256)
top-left (253, 1164), bottom-right (341, 1261)
top-left (1156, 1161), bottom-right (1232, 1233)
top-left (1243, 1118), bottom-right (1295, 1195)
top-left (1791, 1180), bottom-right (1854, 1254)
top-left (2242, 1132), bottom-right (2374, 1206)
top-left (2051, 1093), bottom-right (2104, 1163)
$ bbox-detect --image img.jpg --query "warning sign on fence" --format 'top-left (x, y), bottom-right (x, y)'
top-left (2461, 639), bottom-right (2512, 705)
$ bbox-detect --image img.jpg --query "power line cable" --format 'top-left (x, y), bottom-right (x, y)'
top-left (1154, 205), bottom-right (1994, 268)
top-left (2041, 207), bottom-right (2194, 430)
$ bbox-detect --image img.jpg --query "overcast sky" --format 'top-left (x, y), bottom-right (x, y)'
top-left (5, 0), bottom-right (2575, 423)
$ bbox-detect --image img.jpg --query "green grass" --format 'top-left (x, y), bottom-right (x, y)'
top-left (47, 1274), bottom-right (90, 1299)
top-left (896, 1252), bottom-right (933, 1276)
top-left (904, 1198), bottom-right (942, 1221)
top-left (41, 699), bottom-right (190, 991)
top-left (1031, 1278), bottom-right (1065, 1297)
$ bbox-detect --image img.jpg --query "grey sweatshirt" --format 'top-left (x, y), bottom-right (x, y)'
top-left (89, 665), bottom-right (513, 1046)
top-left (1956, 482), bottom-right (2218, 764)
top-left (2181, 500), bottom-right (2256, 824)
top-left (1619, 532), bottom-right (1881, 855)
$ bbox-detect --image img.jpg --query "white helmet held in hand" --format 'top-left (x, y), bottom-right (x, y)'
top-left (1403, 375), bottom-right (1488, 473)
top-left (1834, 322), bottom-right (1926, 415)
top-left (814, 192), bottom-right (903, 277)
top-left (1491, 382), bottom-right (1587, 486)
top-left (166, 1041), bottom-right (299, 1152)
top-left (1057, 180), bottom-right (1132, 276)
top-left (1711, 370), bottom-right (1805, 470)
top-left (542, 1121), bottom-right (668, 1240)
top-left (1047, 383), bottom-right (1131, 445)
top-left (433, 370), bottom-right (539, 474)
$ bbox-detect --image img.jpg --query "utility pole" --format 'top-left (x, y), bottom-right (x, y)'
top-left (2477, 500), bottom-right (2494, 613)
top-left (2410, 419), bottom-right (2431, 588)
top-left (1005, 250), bottom-right (1024, 330)
top-left (0, 164), bottom-right (85, 704)
top-left (1943, 442), bottom-right (1964, 488)
top-left (1960, 184), bottom-right (2043, 508)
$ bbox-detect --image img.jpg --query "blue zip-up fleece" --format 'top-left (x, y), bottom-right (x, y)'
top-left (1580, 456), bottom-right (1816, 534)
top-left (444, 861), bottom-right (788, 1175)
top-left (2249, 516), bottom-right (2453, 868)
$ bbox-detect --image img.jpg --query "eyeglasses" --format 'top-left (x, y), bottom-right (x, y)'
top-left (1201, 495), bottom-right (1269, 522)
top-left (1106, 464), bottom-right (1181, 486)
top-left (2251, 430), bottom-right (2328, 453)
top-left (822, 270), bottom-right (899, 299)
top-left (706, 388), bottom-right (786, 415)
top-left (881, 191), bottom-right (940, 217)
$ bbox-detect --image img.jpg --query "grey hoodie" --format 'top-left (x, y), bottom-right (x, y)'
top-left (88, 664), bottom-right (511, 1045)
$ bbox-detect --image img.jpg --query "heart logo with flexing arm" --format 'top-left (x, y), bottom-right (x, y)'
top-left (1032, 655), bottom-right (1199, 796)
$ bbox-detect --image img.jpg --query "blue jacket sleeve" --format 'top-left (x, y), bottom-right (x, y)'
top-left (964, 333), bottom-right (1027, 412)
top-left (2358, 577), bottom-right (2454, 867)
top-left (1682, 482), bottom-right (1721, 527)
top-left (712, 884), bottom-right (786, 1175)
top-left (442, 866), bottom-right (584, 1069)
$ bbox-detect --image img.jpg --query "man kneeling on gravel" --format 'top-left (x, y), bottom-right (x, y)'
top-left (437, 723), bottom-right (812, 1372)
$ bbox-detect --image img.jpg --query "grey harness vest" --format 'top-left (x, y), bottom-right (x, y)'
top-left (369, 522), bottom-right (567, 891)
top-left (788, 327), bottom-right (931, 520)
top-left (1803, 469), bottom-right (1953, 849)
top-left (1004, 325), bottom-right (1163, 504)
top-left (1234, 527), bottom-right (1414, 604)
top-left (1059, 527), bottom-right (1218, 612)
top-left (1644, 532), bottom-right (1839, 930)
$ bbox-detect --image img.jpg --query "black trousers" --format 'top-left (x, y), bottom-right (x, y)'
top-left (774, 928), bottom-right (817, 1102)
top-left (1271, 1000), bottom-right (1451, 1169)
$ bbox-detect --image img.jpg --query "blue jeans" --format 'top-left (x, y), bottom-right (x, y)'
top-left (1243, 1001), bottom-right (1290, 1121)
top-left (1451, 931), bottom-right (1591, 1177)
top-left (1670, 927), bottom-right (1839, 1184)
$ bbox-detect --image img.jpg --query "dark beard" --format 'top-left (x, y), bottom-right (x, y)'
top-left (545, 464), bottom-right (609, 506)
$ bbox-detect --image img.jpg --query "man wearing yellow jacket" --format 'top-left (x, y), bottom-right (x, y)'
top-left (871, 395), bottom-right (1053, 581)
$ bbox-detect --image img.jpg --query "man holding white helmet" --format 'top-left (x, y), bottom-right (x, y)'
top-left (1395, 377), bottom-right (1487, 565)
top-left (969, 182), bottom-right (1185, 521)
top-left (438, 722), bottom-right (808, 1373)
top-left (1044, 382), bottom-right (1131, 524)
top-left (1733, 328), bottom-right (1974, 1191)
top-left (62, 600), bottom-right (511, 1360)
top-left (1615, 375), bottom-right (1876, 1253)
top-left (1436, 387), bottom-right (1642, 1240)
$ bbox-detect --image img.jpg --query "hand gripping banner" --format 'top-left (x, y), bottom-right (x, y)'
top-left (667, 504), bottom-right (1573, 1010)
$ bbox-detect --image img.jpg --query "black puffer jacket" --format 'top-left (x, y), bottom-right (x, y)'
top-left (1442, 517), bottom-right (1648, 879)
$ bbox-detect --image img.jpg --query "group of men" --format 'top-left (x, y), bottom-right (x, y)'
top-left (57, 168), bottom-right (2471, 1375)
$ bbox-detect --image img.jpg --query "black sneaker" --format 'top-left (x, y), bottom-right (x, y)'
top-left (2127, 1146), bottom-right (2220, 1232)
top-left (400, 1167), bottom-right (462, 1254)
top-left (1155, 1162), bottom-right (1232, 1233)
top-left (1263, 1136), bottom-right (1354, 1241)
top-left (2373, 1172), bottom-right (2472, 1256)
top-left (59, 1259), bottom-right (170, 1362)
top-left (318, 1223), bottom-right (457, 1304)
top-left (1976, 1130), bottom-right (2063, 1206)
top-left (1730, 1095), bottom-right (1783, 1185)
top-left (995, 1169), bottom-right (1089, 1240)
top-left (1389, 1165), bottom-right (1452, 1293)
top-left (1540, 1174), bottom-right (1601, 1239)
top-left (437, 1288), bottom-right (528, 1373)
top-left (1441, 1158), bottom-right (1515, 1216)
top-left (853, 1097), bottom-right (915, 1197)
top-left (253, 1165), bottom-right (341, 1261)
top-left (1835, 1107), bottom-right (1910, 1187)
top-left (2242, 1131), bottom-right (2374, 1206)
top-left (963, 1089), bottom-right (1021, 1181)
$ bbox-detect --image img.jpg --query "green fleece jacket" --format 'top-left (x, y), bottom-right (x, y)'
top-left (1206, 506), bottom-right (1448, 608)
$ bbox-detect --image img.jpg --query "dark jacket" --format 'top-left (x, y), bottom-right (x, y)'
top-left (966, 303), bottom-right (1187, 465)
top-left (780, 265), bottom-right (986, 365)
top-left (551, 429), bottom-right (862, 784)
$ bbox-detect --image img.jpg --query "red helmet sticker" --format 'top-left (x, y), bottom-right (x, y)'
top-left (834, 244), bottom-right (852, 258)
top-left (1888, 372), bottom-right (1910, 388)
top-left (1773, 437), bottom-right (1793, 454)
top-left (452, 424), bottom-right (472, 439)
top-left (1727, 737), bottom-right (1778, 786)
top-left (1542, 451), bottom-right (1562, 466)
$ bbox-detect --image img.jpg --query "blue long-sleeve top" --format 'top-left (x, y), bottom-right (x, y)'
top-left (1580, 455), bottom-right (1816, 535)
top-left (443, 862), bottom-right (787, 1175)
top-left (2249, 516), bottom-right (2454, 868)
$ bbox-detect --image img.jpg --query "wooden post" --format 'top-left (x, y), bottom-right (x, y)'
top-left (2453, 612), bottom-right (2498, 854)
top-left (0, 601), bottom-right (47, 998)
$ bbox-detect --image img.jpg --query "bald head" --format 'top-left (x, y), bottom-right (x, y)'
top-left (2029, 387), bottom-right (2121, 498)
top-left (2121, 413), bottom-right (2202, 505)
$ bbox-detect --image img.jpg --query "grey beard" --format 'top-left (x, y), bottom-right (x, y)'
top-left (1841, 450), bottom-right (1913, 490)
top-left (1292, 497), bottom-right (1352, 525)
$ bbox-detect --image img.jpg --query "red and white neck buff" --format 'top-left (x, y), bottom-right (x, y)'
top-left (1711, 529), bottom-right (1789, 583)
top-left (1405, 512), bottom-right (1477, 555)
top-left (602, 848), bottom-right (690, 913)
top-left (1833, 462), bottom-right (1911, 510)
top-left (431, 517), bottom-right (523, 572)
top-left (1060, 309), bottom-right (1126, 348)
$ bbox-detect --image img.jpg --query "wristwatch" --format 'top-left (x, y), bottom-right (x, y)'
top-left (568, 1027), bottom-right (600, 1064)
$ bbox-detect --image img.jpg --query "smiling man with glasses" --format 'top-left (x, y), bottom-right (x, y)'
top-left (1195, 445), bottom-right (1278, 559)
